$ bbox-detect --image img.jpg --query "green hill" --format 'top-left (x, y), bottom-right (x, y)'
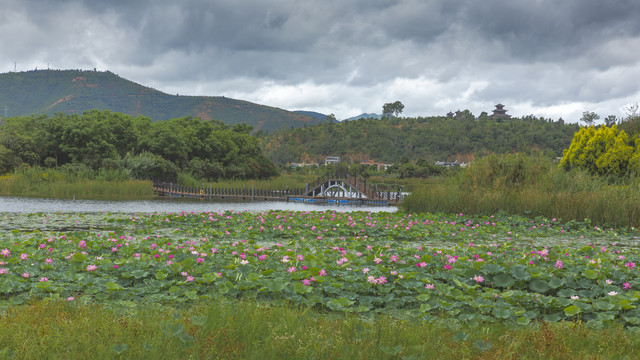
top-left (263, 114), bottom-right (579, 164)
top-left (0, 69), bottom-right (322, 132)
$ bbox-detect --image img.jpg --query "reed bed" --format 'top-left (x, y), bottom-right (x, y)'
top-left (0, 167), bottom-right (154, 200)
top-left (402, 154), bottom-right (640, 228)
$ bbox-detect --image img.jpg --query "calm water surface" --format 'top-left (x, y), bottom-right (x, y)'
top-left (0, 197), bottom-right (397, 213)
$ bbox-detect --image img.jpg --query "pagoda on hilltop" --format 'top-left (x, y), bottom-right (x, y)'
top-left (491, 103), bottom-right (511, 118)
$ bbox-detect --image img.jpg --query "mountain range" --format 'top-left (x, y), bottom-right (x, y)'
top-left (0, 69), bottom-right (328, 132)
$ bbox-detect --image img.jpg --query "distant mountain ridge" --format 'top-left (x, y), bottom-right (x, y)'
top-left (0, 69), bottom-right (325, 132)
top-left (343, 113), bottom-right (383, 121)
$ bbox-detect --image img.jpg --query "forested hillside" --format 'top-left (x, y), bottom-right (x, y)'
top-left (0, 110), bottom-right (278, 180)
top-left (0, 69), bottom-right (323, 132)
top-left (262, 113), bottom-right (579, 164)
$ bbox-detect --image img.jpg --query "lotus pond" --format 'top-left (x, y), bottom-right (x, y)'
top-left (2, 210), bottom-right (640, 328)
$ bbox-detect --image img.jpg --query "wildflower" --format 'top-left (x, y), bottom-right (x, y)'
top-left (86, 264), bottom-right (97, 272)
top-left (570, 295), bottom-right (579, 300)
top-left (554, 260), bottom-right (563, 269)
top-left (623, 282), bottom-right (631, 290)
top-left (608, 291), bottom-right (618, 296)
top-left (473, 275), bottom-right (484, 283)
top-left (40, 277), bottom-right (48, 282)
top-left (425, 283), bottom-right (435, 290)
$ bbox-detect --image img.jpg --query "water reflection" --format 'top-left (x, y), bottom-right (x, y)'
top-left (0, 196), bottom-right (397, 213)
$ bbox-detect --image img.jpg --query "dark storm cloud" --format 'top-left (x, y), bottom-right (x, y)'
top-left (3, 0), bottom-right (640, 121)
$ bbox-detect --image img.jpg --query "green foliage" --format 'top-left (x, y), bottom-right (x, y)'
top-left (3, 299), bottom-right (640, 359)
top-left (403, 153), bottom-right (640, 228)
top-left (0, 110), bottom-right (279, 181)
top-left (560, 125), bottom-right (638, 176)
top-left (382, 100), bottom-right (404, 118)
top-left (263, 114), bottom-right (579, 164)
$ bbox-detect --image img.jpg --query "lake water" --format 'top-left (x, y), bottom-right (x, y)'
top-left (0, 196), bottom-right (397, 213)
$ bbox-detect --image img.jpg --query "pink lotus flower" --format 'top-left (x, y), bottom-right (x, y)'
top-left (0, 249), bottom-right (9, 257)
top-left (86, 264), bottom-right (97, 272)
top-left (626, 262), bottom-right (636, 269)
top-left (22, 272), bottom-right (30, 278)
top-left (40, 277), bottom-right (48, 282)
top-left (20, 253), bottom-right (28, 260)
top-left (318, 269), bottom-right (327, 276)
top-left (287, 267), bottom-right (296, 274)
top-left (444, 264), bottom-right (452, 270)
top-left (425, 283), bottom-right (435, 289)
top-left (623, 282), bottom-right (631, 290)
top-left (473, 275), bottom-right (484, 283)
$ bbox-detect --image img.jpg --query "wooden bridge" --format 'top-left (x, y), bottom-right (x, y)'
top-left (153, 176), bottom-right (403, 206)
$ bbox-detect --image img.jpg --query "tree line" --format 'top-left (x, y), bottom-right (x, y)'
top-left (0, 110), bottom-right (279, 181)
top-left (262, 111), bottom-right (580, 165)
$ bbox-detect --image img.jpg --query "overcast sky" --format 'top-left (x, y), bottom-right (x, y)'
top-left (2, 0), bottom-right (640, 122)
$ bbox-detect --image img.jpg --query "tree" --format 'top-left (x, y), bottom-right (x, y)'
top-left (580, 111), bottom-right (600, 126)
top-left (626, 103), bottom-right (639, 119)
top-left (604, 115), bottom-right (618, 127)
top-left (325, 113), bottom-right (337, 122)
top-left (382, 101), bottom-right (405, 118)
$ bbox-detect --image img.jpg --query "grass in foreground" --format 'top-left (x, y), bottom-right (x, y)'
top-left (1, 299), bottom-right (640, 360)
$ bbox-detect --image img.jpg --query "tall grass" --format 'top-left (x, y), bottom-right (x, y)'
top-left (1, 299), bottom-right (639, 359)
top-left (402, 154), bottom-right (640, 228)
top-left (0, 166), bottom-right (154, 200)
